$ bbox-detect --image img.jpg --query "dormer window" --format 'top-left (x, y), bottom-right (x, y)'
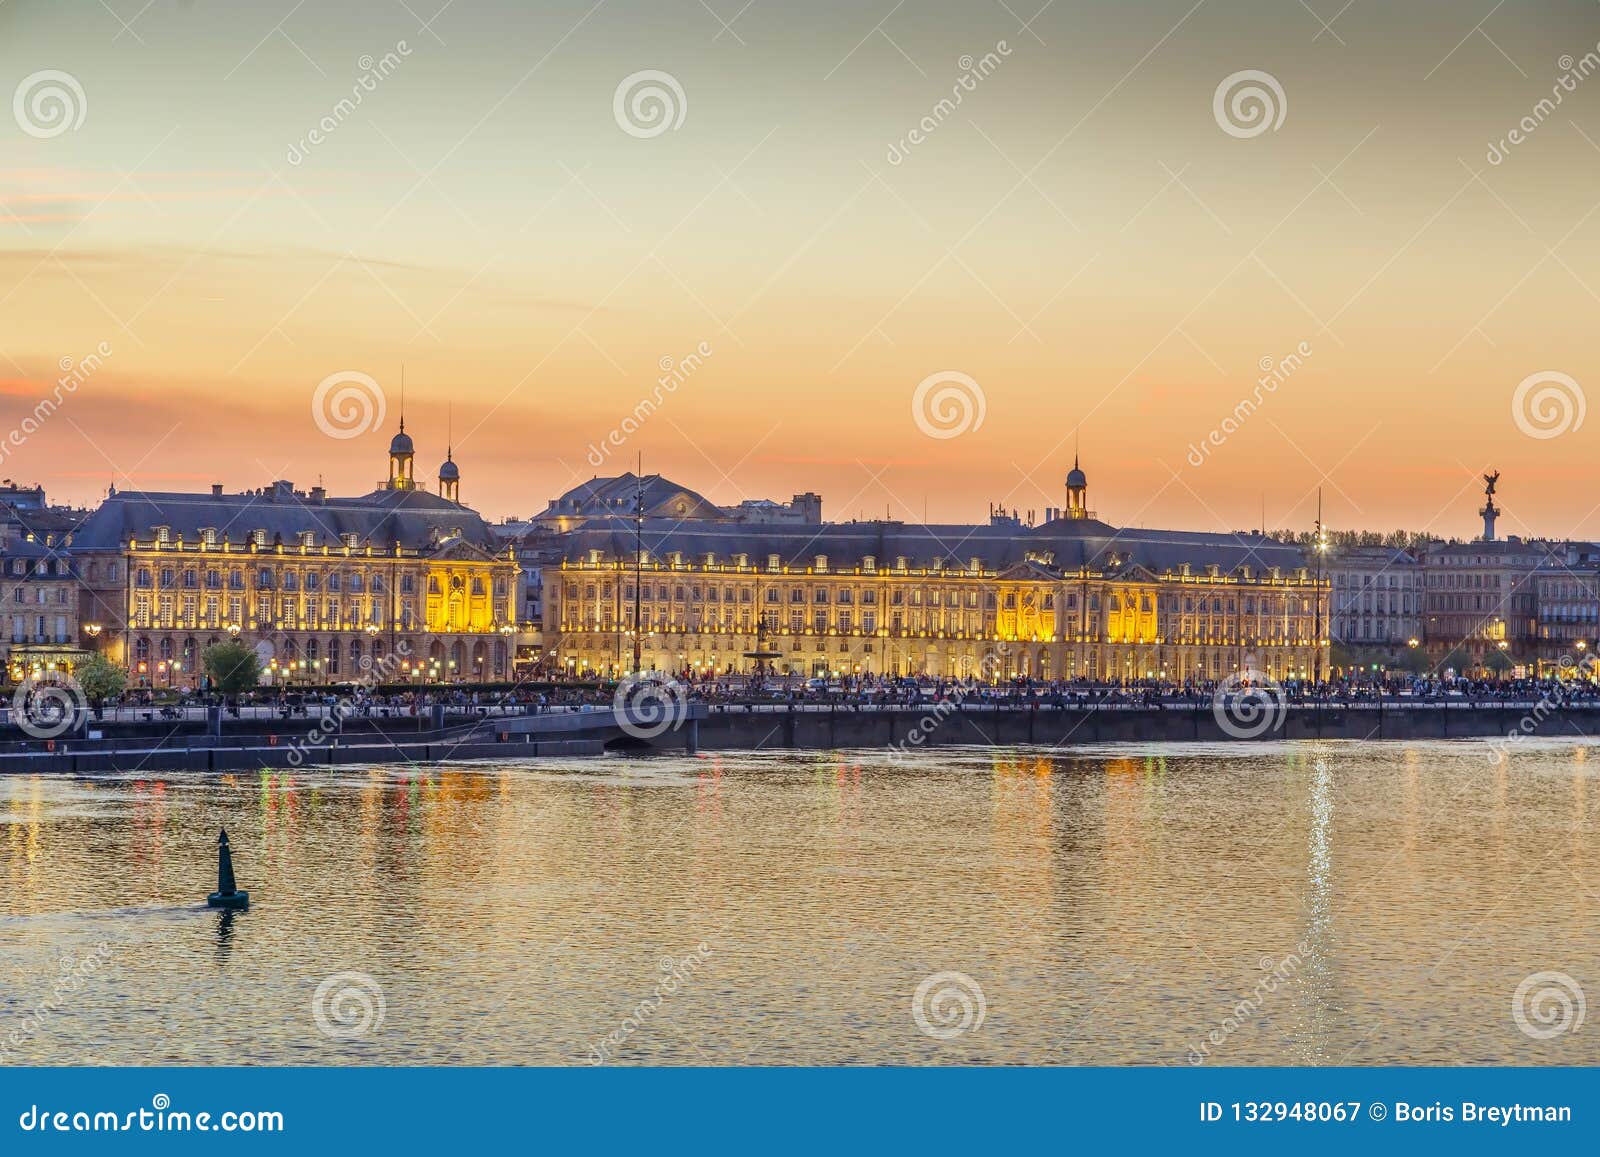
top-left (863, 555), bottom-right (876, 573)
top-left (251, 530), bottom-right (267, 548)
top-left (155, 526), bottom-right (171, 545)
top-left (767, 554), bottom-right (781, 571)
top-left (343, 533), bottom-right (359, 549)
top-left (299, 531), bottom-right (315, 549)
top-left (814, 555), bottom-right (828, 572)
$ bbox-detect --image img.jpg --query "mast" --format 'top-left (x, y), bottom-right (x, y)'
top-left (632, 456), bottom-right (644, 675)
top-left (1313, 489), bottom-right (1325, 688)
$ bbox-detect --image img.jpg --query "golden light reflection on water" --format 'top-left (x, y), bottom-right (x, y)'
top-left (1, 741), bottom-right (1598, 1066)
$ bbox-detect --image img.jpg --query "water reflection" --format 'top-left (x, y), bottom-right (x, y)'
top-left (1, 740), bottom-right (1597, 1066)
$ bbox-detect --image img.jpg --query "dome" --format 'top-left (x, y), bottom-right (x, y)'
top-left (389, 429), bottom-right (414, 455)
top-left (438, 458), bottom-right (459, 480)
top-left (1066, 457), bottom-right (1087, 489)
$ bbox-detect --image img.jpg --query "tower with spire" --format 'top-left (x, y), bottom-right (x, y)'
top-left (387, 415), bottom-right (416, 490)
top-left (439, 409), bottom-right (460, 503)
top-left (1065, 454), bottom-right (1089, 519)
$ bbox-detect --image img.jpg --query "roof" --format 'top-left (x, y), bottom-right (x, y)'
top-left (553, 515), bottom-right (1312, 577)
top-left (543, 472), bottom-right (725, 521)
top-left (69, 484), bottom-right (499, 554)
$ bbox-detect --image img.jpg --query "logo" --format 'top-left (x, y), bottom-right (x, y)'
top-left (311, 371), bottom-right (387, 440)
top-left (1512, 970), bottom-right (1585, 1040)
top-left (1213, 69), bottom-right (1286, 139)
top-left (613, 70), bottom-right (687, 139)
top-left (13, 70), bottom-right (87, 139)
top-left (1511, 371), bottom-right (1584, 440)
top-left (911, 371), bottom-right (986, 439)
top-left (613, 675), bottom-right (688, 739)
top-left (311, 970), bottom-right (386, 1040)
top-left (1212, 670), bottom-right (1287, 739)
top-left (11, 675), bottom-right (86, 739)
top-left (911, 971), bottom-right (987, 1040)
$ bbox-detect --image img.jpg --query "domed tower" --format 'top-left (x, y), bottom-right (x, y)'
top-left (1065, 455), bottom-right (1089, 519)
top-left (387, 419), bottom-right (416, 491)
top-left (438, 446), bottom-right (460, 503)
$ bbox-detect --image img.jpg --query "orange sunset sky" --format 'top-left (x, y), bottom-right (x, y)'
top-left (2, 0), bottom-right (1599, 540)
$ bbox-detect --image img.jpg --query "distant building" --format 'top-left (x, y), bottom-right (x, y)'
top-left (0, 533), bottom-right (80, 681)
top-left (547, 458), bottom-right (1329, 681)
top-left (68, 422), bottom-right (518, 688)
top-left (1418, 537), bottom-right (1559, 671)
top-left (1533, 566), bottom-right (1600, 671)
top-left (1327, 545), bottom-right (1422, 657)
top-left (526, 473), bottom-right (823, 532)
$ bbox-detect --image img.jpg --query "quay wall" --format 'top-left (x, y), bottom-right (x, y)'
top-left (686, 702), bottom-right (1600, 750)
top-left (1, 703), bottom-right (1594, 773)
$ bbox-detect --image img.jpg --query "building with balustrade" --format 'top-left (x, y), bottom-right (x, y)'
top-left (544, 461), bottom-right (1329, 683)
top-left (69, 422), bottom-right (518, 688)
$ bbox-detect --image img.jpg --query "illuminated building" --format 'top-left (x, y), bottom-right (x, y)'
top-left (545, 460), bottom-right (1329, 682)
top-left (70, 423), bottom-right (518, 688)
top-left (520, 472), bottom-right (822, 534)
top-left (1327, 546), bottom-right (1422, 658)
top-left (0, 531), bottom-right (83, 681)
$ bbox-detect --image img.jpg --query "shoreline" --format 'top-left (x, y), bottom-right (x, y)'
top-left (1, 700), bottom-right (1592, 773)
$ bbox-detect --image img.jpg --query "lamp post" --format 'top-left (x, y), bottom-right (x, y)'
top-left (1312, 492), bottom-right (1328, 692)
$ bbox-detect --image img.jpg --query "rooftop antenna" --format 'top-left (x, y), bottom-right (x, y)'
top-left (399, 365), bottom-right (406, 433)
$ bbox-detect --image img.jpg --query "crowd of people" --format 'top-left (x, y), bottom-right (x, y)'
top-left (46, 668), bottom-right (1600, 728)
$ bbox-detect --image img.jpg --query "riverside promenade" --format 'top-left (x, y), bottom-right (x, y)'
top-left (0, 696), bottom-right (1593, 772)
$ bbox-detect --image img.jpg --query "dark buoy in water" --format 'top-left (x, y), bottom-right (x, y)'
top-left (206, 827), bottom-right (249, 910)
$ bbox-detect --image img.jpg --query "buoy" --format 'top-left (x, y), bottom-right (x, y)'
top-left (206, 827), bottom-right (249, 910)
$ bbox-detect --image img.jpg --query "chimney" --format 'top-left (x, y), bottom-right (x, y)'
top-left (310, 486), bottom-right (327, 503)
top-left (211, 483), bottom-right (223, 498)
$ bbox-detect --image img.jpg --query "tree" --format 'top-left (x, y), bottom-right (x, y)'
top-left (75, 654), bottom-right (128, 719)
top-left (1484, 647), bottom-right (1514, 677)
top-left (1394, 646), bottom-right (1431, 675)
top-left (203, 641), bottom-right (262, 700)
top-left (1328, 641), bottom-right (1363, 675)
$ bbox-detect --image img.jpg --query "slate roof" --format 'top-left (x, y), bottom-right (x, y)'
top-left (69, 484), bottom-right (500, 554)
top-left (543, 473), bottom-right (726, 521)
top-left (553, 514), bottom-right (1312, 576)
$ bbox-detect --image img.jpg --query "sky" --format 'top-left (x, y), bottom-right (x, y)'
top-left (2, 0), bottom-right (1599, 541)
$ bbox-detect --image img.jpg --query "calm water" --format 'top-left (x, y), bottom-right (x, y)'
top-left (2, 740), bottom-right (1596, 1066)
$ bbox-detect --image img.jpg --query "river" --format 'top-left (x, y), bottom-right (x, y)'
top-left (2, 739), bottom-right (1595, 1065)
